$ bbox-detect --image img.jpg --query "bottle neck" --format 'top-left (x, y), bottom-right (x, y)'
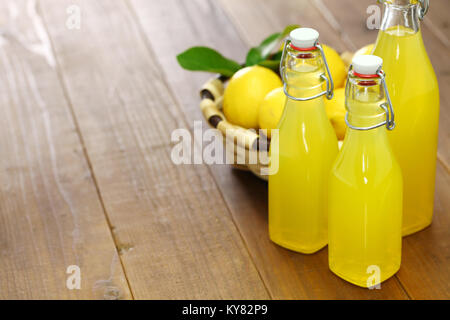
top-left (380, 0), bottom-right (420, 33)
top-left (345, 76), bottom-right (387, 131)
top-left (282, 45), bottom-right (326, 99)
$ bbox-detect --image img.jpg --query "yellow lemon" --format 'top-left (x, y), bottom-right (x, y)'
top-left (354, 43), bottom-right (375, 57)
top-left (258, 87), bottom-right (286, 138)
top-left (340, 51), bottom-right (354, 68)
top-left (322, 44), bottom-right (347, 89)
top-left (224, 66), bottom-right (282, 129)
top-left (324, 87), bottom-right (347, 140)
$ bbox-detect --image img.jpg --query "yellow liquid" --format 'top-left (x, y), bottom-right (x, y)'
top-left (269, 65), bottom-right (338, 254)
top-left (373, 26), bottom-right (440, 236)
top-left (328, 91), bottom-right (403, 287)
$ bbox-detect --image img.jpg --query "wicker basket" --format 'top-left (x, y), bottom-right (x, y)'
top-left (199, 75), bottom-right (270, 180)
top-left (198, 47), bottom-right (355, 180)
top-left (199, 67), bottom-right (349, 180)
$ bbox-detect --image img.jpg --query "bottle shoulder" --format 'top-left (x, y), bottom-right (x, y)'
top-left (373, 29), bottom-right (438, 84)
top-left (331, 133), bottom-right (402, 184)
top-left (330, 153), bottom-right (402, 189)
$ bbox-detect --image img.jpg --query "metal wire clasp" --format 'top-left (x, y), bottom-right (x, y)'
top-left (279, 39), bottom-right (334, 102)
top-left (418, 0), bottom-right (429, 20)
top-left (377, 0), bottom-right (429, 20)
top-left (345, 67), bottom-right (395, 131)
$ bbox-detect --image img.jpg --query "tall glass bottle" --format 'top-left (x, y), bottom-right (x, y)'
top-left (328, 55), bottom-right (403, 287)
top-left (372, 0), bottom-right (439, 235)
top-left (269, 28), bottom-right (338, 254)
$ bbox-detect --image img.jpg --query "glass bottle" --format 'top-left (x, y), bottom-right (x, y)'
top-left (372, 0), bottom-right (439, 236)
top-left (328, 55), bottom-right (403, 287)
top-left (269, 28), bottom-right (338, 254)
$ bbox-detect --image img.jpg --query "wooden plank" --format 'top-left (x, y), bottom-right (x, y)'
top-left (219, 0), bottom-right (348, 53)
top-left (0, 0), bottom-right (131, 299)
top-left (319, 0), bottom-right (450, 168)
top-left (423, 0), bottom-right (450, 48)
top-left (38, 0), bottom-right (269, 299)
top-left (318, 0), bottom-right (450, 299)
top-left (129, 0), bottom-right (409, 299)
top-left (397, 163), bottom-right (450, 299)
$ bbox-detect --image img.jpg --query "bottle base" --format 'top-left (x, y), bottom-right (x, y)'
top-left (329, 262), bottom-right (400, 288)
top-left (269, 235), bottom-right (327, 254)
top-left (402, 219), bottom-right (432, 237)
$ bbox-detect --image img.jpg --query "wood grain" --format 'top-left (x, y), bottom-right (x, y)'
top-left (0, 0), bottom-right (131, 299)
top-left (129, 0), bottom-right (409, 299)
top-left (37, 0), bottom-right (269, 299)
top-left (0, 0), bottom-right (446, 299)
top-left (398, 163), bottom-right (450, 299)
top-left (219, 0), bottom-right (348, 53)
top-left (422, 0), bottom-right (450, 48)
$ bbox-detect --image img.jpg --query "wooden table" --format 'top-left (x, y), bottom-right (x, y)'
top-left (0, 0), bottom-right (448, 299)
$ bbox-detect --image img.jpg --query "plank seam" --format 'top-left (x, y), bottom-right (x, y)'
top-left (124, 0), bottom-right (273, 299)
top-left (394, 275), bottom-right (413, 299)
top-left (423, 19), bottom-right (450, 48)
top-left (218, 0), bottom-right (264, 48)
top-left (312, 0), bottom-right (357, 51)
top-left (437, 153), bottom-right (450, 174)
top-left (36, 0), bottom-right (135, 300)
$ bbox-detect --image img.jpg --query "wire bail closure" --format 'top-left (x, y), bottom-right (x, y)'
top-left (345, 66), bottom-right (396, 131)
top-left (418, 0), bottom-right (429, 20)
top-left (279, 39), bottom-right (334, 102)
top-left (377, 0), bottom-right (429, 20)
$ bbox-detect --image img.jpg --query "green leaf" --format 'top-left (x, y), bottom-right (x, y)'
top-left (257, 60), bottom-right (280, 73)
top-left (281, 24), bottom-right (301, 38)
top-left (245, 32), bottom-right (279, 66)
top-left (245, 24), bottom-right (300, 67)
top-left (257, 32), bottom-right (283, 60)
top-left (176, 47), bottom-right (242, 77)
top-left (245, 47), bottom-right (265, 67)
top-left (269, 51), bottom-right (283, 61)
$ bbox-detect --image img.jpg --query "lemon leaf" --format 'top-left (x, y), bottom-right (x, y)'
top-left (245, 48), bottom-right (264, 67)
top-left (245, 24), bottom-right (300, 67)
top-left (257, 60), bottom-right (280, 73)
top-left (176, 47), bottom-right (242, 77)
top-left (280, 24), bottom-right (301, 38)
top-left (269, 51), bottom-right (283, 61)
top-left (245, 33), bottom-right (280, 66)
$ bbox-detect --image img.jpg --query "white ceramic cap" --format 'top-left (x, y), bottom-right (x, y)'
top-left (352, 55), bottom-right (383, 75)
top-left (289, 28), bottom-right (319, 49)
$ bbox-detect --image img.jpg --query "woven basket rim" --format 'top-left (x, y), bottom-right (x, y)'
top-left (199, 75), bottom-right (269, 180)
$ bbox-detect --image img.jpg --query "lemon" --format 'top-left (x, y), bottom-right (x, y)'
top-left (340, 51), bottom-right (354, 68)
top-left (223, 66), bottom-right (282, 129)
top-left (324, 87), bottom-right (347, 140)
top-left (354, 43), bottom-right (374, 57)
top-left (258, 87), bottom-right (286, 138)
top-left (341, 43), bottom-right (374, 68)
top-left (322, 44), bottom-right (347, 89)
